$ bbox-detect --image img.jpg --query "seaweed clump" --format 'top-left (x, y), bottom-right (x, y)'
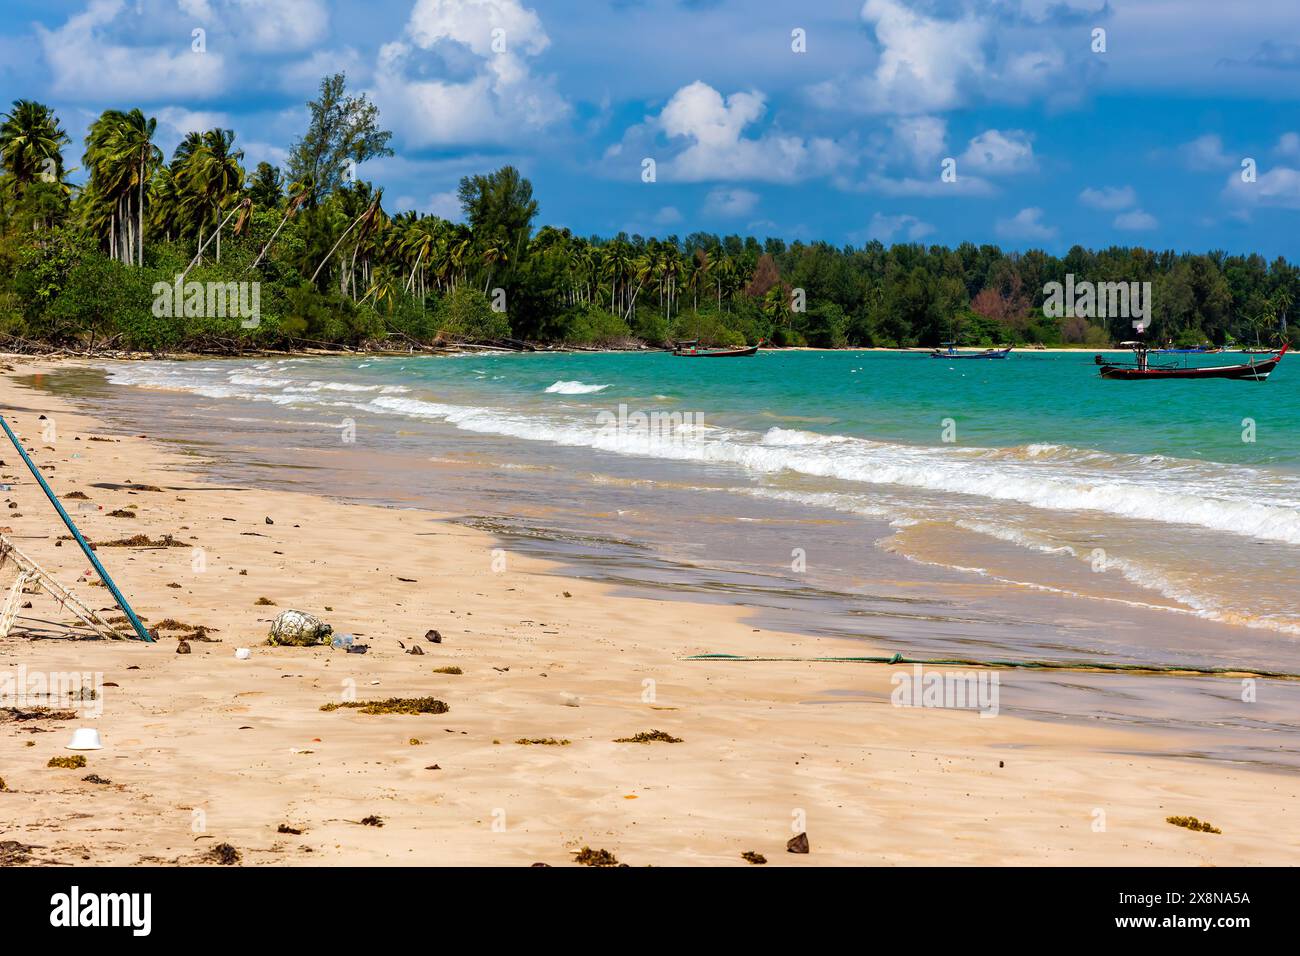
top-left (2, 706), bottom-right (77, 721)
top-left (1167, 815), bottom-right (1221, 834)
top-left (47, 755), bottom-right (87, 769)
top-left (433, 666), bottom-right (463, 675)
top-left (614, 729), bottom-right (683, 744)
top-left (515, 737), bottom-right (570, 746)
top-left (742, 851), bottom-right (767, 865)
top-left (320, 697), bottom-right (449, 716)
top-left (574, 846), bottom-right (622, 867)
top-left (94, 533), bottom-right (186, 548)
top-left (207, 843), bottom-right (241, 865)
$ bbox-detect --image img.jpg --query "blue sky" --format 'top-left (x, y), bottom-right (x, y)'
top-left (3, 0), bottom-right (1300, 257)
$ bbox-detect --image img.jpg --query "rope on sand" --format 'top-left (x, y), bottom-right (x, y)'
top-left (684, 652), bottom-right (1300, 681)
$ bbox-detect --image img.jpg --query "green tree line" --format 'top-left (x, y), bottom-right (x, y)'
top-left (1, 75), bottom-right (1295, 353)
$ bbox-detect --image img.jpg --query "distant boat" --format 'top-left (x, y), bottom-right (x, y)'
top-left (928, 343), bottom-right (1013, 359)
top-left (672, 343), bottom-right (759, 358)
top-left (1097, 342), bottom-right (1288, 381)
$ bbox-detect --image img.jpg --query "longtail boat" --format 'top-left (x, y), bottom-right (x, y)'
top-left (929, 343), bottom-right (1012, 359)
top-left (1097, 342), bottom-right (1289, 381)
top-left (672, 343), bottom-right (759, 357)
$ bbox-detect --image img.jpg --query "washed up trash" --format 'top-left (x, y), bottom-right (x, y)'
top-left (66, 728), bottom-right (103, 751)
top-left (234, 647), bottom-right (251, 660)
top-left (330, 633), bottom-right (354, 650)
top-left (346, 644), bottom-right (369, 655)
top-left (267, 609), bottom-right (333, 647)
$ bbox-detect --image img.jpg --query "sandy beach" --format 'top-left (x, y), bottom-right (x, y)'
top-left (1, 355), bottom-right (1296, 867)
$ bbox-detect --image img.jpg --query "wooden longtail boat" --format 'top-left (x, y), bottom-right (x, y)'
top-left (929, 344), bottom-right (1013, 359)
top-left (1097, 342), bottom-right (1289, 381)
top-left (672, 344), bottom-right (759, 357)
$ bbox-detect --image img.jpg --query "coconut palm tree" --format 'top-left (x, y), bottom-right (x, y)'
top-left (82, 109), bottom-right (161, 265)
top-left (0, 99), bottom-right (69, 194)
top-left (174, 128), bottom-right (246, 263)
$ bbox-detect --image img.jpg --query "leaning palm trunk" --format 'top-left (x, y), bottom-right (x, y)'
top-left (245, 194), bottom-right (305, 275)
top-left (310, 201), bottom-right (378, 286)
top-left (405, 246), bottom-right (425, 294)
top-left (181, 199), bottom-right (251, 282)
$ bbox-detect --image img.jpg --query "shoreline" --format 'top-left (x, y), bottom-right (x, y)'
top-left (1, 356), bottom-right (1296, 866)
top-left (2, 345), bottom-right (1165, 363)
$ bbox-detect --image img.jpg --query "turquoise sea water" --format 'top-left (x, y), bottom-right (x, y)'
top-left (350, 348), bottom-right (1300, 469)
top-left (105, 349), bottom-right (1300, 641)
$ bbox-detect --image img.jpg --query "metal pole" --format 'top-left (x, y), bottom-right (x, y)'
top-left (0, 414), bottom-right (153, 642)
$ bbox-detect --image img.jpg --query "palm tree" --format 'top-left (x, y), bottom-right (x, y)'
top-left (248, 162), bottom-right (283, 209)
top-left (174, 128), bottom-right (246, 263)
top-left (0, 100), bottom-right (69, 194)
top-left (82, 109), bottom-right (161, 265)
top-left (480, 234), bottom-right (508, 294)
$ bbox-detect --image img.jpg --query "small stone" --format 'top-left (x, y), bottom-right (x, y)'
top-left (176, 639), bottom-right (192, 655)
top-left (424, 629), bottom-right (442, 644)
top-left (407, 645), bottom-right (424, 656)
top-left (786, 832), bottom-right (809, 854)
top-left (265, 516), bottom-right (274, 525)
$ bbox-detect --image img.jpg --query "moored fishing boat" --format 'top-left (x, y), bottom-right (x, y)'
top-left (1097, 342), bottom-right (1288, 380)
top-left (928, 343), bottom-right (1013, 359)
top-left (672, 341), bottom-right (760, 357)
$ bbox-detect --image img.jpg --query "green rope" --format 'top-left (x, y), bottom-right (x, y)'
top-left (684, 653), bottom-right (1300, 681)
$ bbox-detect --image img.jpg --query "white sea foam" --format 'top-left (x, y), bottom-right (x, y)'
top-left (104, 362), bottom-right (1300, 551)
top-left (544, 380), bottom-right (610, 394)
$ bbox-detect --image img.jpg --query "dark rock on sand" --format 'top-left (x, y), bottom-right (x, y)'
top-left (787, 832), bottom-right (809, 854)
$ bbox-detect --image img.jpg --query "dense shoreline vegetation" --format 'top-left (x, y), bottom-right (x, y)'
top-left (1, 75), bottom-right (1296, 355)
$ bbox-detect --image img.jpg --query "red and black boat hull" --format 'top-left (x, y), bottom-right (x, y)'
top-left (673, 345), bottom-right (758, 358)
top-left (1098, 344), bottom-right (1288, 380)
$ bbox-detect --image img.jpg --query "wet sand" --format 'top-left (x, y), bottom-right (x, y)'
top-left (1, 355), bottom-right (1296, 866)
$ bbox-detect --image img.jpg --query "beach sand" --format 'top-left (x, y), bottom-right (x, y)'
top-left (0, 356), bottom-right (1294, 866)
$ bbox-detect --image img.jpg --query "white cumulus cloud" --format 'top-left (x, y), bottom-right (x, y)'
top-left (1113, 209), bottom-right (1158, 230)
top-left (370, 0), bottom-right (569, 148)
top-left (959, 129), bottom-right (1036, 175)
top-left (865, 212), bottom-right (934, 242)
top-left (995, 206), bottom-right (1056, 241)
top-left (1078, 185), bottom-right (1137, 210)
top-left (39, 0), bottom-right (226, 100)
top-left (703, 187), bottom-right (759, 218)
top-left (653, 81), bottom-right (845, 183)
